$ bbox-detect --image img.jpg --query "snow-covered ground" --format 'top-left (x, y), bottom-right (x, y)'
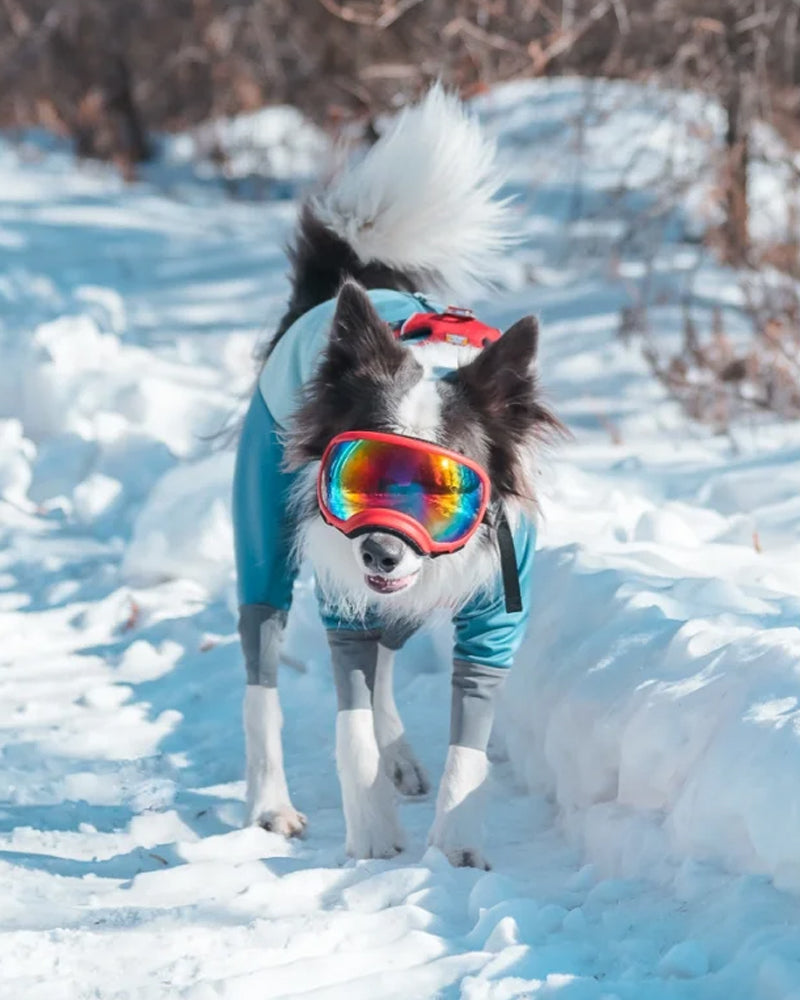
top-left (2, 80), bottom-right (800, 999)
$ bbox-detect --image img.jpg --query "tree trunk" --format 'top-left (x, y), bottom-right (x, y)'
top-left (720, 5), bottom-right (751, 266)
top-left (721, 88), bottom-right (750, 266)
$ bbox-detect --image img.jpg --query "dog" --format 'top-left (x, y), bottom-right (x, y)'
top-left (233, 87), bottom-right (561, 868)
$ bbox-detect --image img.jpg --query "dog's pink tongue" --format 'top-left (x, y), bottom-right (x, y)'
top-left (365, 573), bottom-right (416, 594)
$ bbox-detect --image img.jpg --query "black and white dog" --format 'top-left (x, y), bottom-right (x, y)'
top-left (235, 87), bottom-right (561, 868)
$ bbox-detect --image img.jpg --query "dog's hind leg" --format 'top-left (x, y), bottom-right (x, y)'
top-left (329, 631), bottom-right (405, 859)
top-left (373, 644), bottom-right (430, 797)
top-left (240, 606), bottom-right (306, 837)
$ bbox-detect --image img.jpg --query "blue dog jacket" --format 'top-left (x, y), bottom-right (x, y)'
top-left (233, 289), bottom-right (536, 685)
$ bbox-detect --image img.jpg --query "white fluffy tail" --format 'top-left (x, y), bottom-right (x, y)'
top-left (312, 86), bottom-right (515, 296)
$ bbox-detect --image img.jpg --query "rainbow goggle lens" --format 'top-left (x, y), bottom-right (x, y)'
top-left (317, 431), bottom-right (490, 555)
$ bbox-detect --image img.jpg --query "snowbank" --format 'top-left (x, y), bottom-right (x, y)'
top-left (502, 506), bottom-right (800, 890)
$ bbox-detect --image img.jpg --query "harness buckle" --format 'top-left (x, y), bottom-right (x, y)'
top-left (395, 307), bottom-right (502, 349)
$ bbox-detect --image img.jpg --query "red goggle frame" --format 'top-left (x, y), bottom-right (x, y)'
top-left (317, 430), bottom-right (490, 555)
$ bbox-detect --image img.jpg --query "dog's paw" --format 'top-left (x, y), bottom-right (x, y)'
top-left (444, 846), bottom-right (491, 871)
top-left (348, 830), bottom-right (405, 861)
top-left (383, 739), bottom-right (430, 797)
top-left (252, 806), bottom-right (307, 839)
top-left (345, 806), bottom-right (406, 860)
top-left (360, 840), bottom-right (404, 860)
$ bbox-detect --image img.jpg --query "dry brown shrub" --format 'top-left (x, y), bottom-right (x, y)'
top-left (638, 281), bottom-right (800, 430)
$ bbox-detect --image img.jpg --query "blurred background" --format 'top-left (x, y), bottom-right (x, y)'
top-left (3, 2), bottom-right (800, 231)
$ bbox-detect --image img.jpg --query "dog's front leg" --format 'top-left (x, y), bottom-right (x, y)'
top-left (329, 631), bottom-right (405, 859)
top-left (240, 605), bottom-right (306, 836)
top-left (428, 660), bottom-right (506, 870)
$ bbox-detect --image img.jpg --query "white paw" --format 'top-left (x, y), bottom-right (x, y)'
top-left (249, 804), bottom-right (307, 838)
top-left (346, 802), bottom-right (406, 860)
top-left (382, 738), bottom-right (430, 797)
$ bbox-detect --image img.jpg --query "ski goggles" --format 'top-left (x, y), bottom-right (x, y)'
top-left (317, 431), bottom-right (490, 555)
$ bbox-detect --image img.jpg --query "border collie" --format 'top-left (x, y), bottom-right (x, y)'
top-left (233, 87), bottom-right (561, 868)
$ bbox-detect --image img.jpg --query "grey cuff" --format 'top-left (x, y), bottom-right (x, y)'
top-left (327, 629), bottom-right (381, 711)
top-left (450, 659), bottom-right (508, 751)
top-left (380, 618), bottom-right (421, 651)
top-left (239, 603), bottom-right (288, 686)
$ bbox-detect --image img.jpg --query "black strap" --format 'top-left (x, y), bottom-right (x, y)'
top-left (494, 506), bottom-right (522, 614)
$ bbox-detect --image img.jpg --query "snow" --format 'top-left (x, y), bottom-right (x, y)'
top-left (2, 81), bottom-right (800, 998)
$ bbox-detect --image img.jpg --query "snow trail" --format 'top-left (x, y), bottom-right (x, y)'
top-left (2, 83), bottom-right (800, 998)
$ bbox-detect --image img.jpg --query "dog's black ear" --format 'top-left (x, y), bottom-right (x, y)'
top-left (284, 281), bottom-right (418, 468)
top-left (457, 316), bottom-right (539, 421)
top-left (326, 280), bottom-right (401, 375)
top-left (500, 315), bottom-right (539, 364)
top-left (455, 315), bottom-right (562, 502)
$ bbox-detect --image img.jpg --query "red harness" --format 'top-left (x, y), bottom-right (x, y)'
top-left (393, 306), bottom-right (502, 349)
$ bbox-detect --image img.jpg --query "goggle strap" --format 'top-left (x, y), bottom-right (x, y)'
top-left (494, 505), bottom-right (523, 614)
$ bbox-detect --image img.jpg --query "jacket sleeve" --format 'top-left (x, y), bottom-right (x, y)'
top-left (452, 515), bottom-right (537, 670)
top-left (233, 390), bottom-right (299, 611)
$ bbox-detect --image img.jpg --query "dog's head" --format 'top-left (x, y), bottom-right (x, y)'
top-left (285, 280), bottom-right (561, 622)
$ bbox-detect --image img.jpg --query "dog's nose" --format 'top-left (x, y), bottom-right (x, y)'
top-left (360, 535), bottom-right (403, 573)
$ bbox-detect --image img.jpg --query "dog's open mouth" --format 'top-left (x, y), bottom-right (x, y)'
top-left (365, 572), bottom-right (419, 594)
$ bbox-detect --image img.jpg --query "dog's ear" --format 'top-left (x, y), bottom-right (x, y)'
top-left (325, 279), bottom-right (404, 377)
top-left (454, 315), bottom-right (561, 502)
top-left (456, 316), bottom-right (539, 421)
top-left (500, 315), bottom-right (539, 364)
top-left (284, 281), bottom-right (417, 468)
